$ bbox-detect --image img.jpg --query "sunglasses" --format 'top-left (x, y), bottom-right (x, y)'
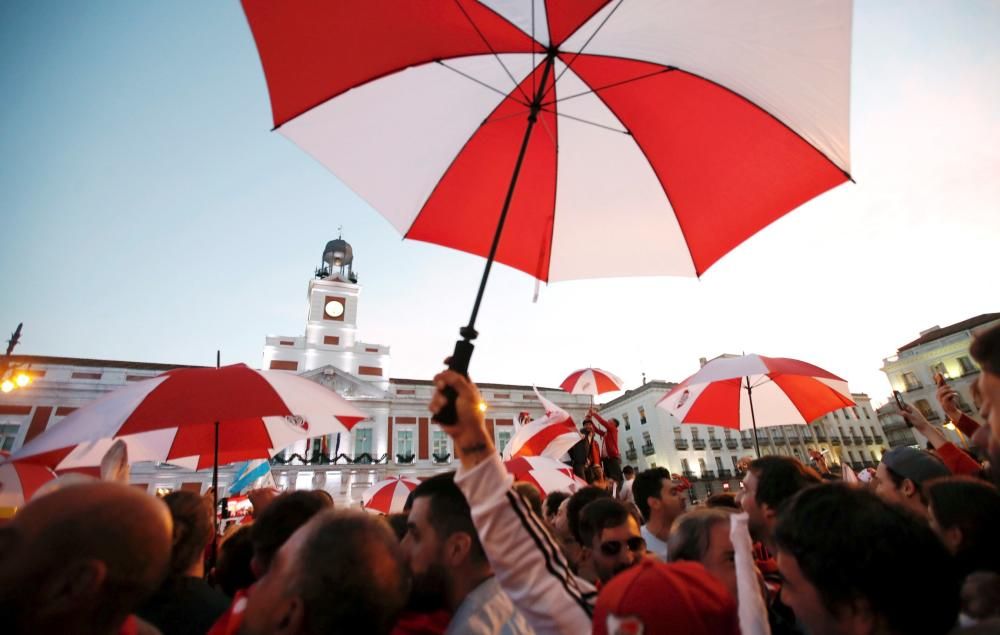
top-left (599, 536), bottom-right (645, 557)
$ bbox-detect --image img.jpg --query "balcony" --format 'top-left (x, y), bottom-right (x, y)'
top-left (692, 439), bottom-right (706, 450)
top-left (862, 435), bottom-right (874, 445)
top-left (395, 453), bottom-right (415, 465)
top-left (831, 437), bottom-right (842, 446)
top-left (432, 452), bottom-right (451, 464)
top-left (674, 439), bottom-right (689, 450)
top-left (726, 439), bottom-right (738, 449)
top-left (718, 469), bottom-right (733, 479)
top-left (874, 435), bottom-right (884, 444)
top-left (626, 448), bottom-right (638, 461)
top-left (842, 436), bottom-right (853, 445)
top-left (682, 470), bottom-right (697, 480)
top-left (702, 470), bottom-right (716, 480)
top-left (773, 436), bottom-right (787, 445)
top-left (709, 439), bottom-right (722, 450)
top-left (815, 430), bottom-right (828, 441)
top-left (851, 462), bottom-right (864, 471)
top-left (642, 444), bottom-right (656, 456)
top-left (741, 438), bottom-right (754, 448)
top-left (853, 435), bottom-right (864, 445)
top-left (904, 383), bottom-right (924, 393)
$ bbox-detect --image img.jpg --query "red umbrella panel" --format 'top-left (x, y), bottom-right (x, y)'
top-left (560, 368), bottom-right (624, 397)
top-left (504, 455), bottom-right (588, 497)
top-left (0, 460), bottom-right (57, 519)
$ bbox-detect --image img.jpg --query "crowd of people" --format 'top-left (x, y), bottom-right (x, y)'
top-left (2, 323), bottom-right (1000, 635)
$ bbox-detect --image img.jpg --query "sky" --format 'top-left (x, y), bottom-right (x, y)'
top-left (1, 2), bottom-right (998, 406)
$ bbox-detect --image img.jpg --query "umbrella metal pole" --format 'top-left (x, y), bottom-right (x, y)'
top-left (210, 419), bottom-right (220, 571)
top-left (436, 49), bottom-right (558, 425)
top-left (746, 378), bottom-right (761, 458)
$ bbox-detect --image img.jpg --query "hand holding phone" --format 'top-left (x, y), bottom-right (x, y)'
top-left (893, 390), bottom-right (906, 410)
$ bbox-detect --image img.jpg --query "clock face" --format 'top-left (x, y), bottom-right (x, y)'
top-left (324, 300), bottom-right (345, 318)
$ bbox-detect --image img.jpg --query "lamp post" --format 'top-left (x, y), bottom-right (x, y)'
top-left (1, 323), bottom-right (32, 394)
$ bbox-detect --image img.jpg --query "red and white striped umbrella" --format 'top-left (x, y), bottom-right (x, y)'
top-left (0, 460), bottom-right (57, 519)
top-left (361, 476), bottom-right (420, 515)
top-left (504, 456), bottom-right (587, 498)
top-left (656, 354), bottom-right (854, 455)
top-left (560, 368), bottom-right (624, 398)
top-left (10, 364), bottom-right (366, 471)
top-left (503, 388), bottom-right (580, 461)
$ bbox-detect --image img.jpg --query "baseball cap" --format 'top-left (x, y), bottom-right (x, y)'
top-left (881, 447), bottom-right (951, 485)
top-left (593, 560), bottom-right (739, 635)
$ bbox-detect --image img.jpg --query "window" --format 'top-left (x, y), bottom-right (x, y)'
top-left (863, 406), bottom-right (871, 419)
top-left (715, 457), bottom-right (724, 471)
top-left (852, 407), bottom-right (860, 419)
top-left (957, 356), bottom-right (976, 374)
top-left (708, 428), bottom-right (717, 439)
top-left (681, 458), bottom-right (691, 473)
top-left (397, 430), bottom-right (414, 456)
top-left (673, 427), bottom-right (682, 439)
top-left (902, 372), bottom-right (921, 391)
top-left (832, 410), bottom-right (840, 420)
top-left (724, 428), bottom-right (732, 439)
top-left (641, 431), bottom-right (653, 447)
top-left (354, 429), bottom-right (372, 456)
top-left (698, 458), bottom-right (708, 473)
top-left (930, 362), bottom-right (947, 379)
top-left (690, 427), bottom-right (700, 439)
top-left (434, 430), bottom-right (450, 455)
top-left (627, 437), bottom-right (637, 453)
top-left (914, 399), bottom-right (938, 420)
top-left (0, 423), bottom-right (19, 451)
top-left (731, 456), bottom-right (739, 468)
top-left (638, 406), bottom-right (647, 425)
top-left (496, 430), bottom-right (511, 454)
top-left (848, 450), bottom-right (856, 462)
top-left (622, 413), bottom-right (631, 429)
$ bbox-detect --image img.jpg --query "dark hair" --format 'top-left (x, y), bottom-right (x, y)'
top-left (970, 322), bottom-right (1000, 375)
top-left (293, 511), bottom-right (408, 635)
top-left (705, 493), bottom-right (740, 509)
top-left (162, 491), bottom-right (213, 579)
top-left (513, 481), bottom-right (544, 517)
top-left (251, 491), bottom-right (331, 573)
top-left (544, 491), bottom-right (571, 519)
top-left (567, 486), bottom-right (612, 543)
top-left (215, 524), bottom-right (255, 597)
top-left (924, 476), bottom-right (1000, 577)
top-left (633, 467), bottom-right (672, 521)
top-left (622, 466), bottom-right (635, 477)
top-left (775, 484), bottom-right (960, 635)
top-left (578, 498), bottom-right (632, 546)
top-left (409, 472), bottom-right (486, 563)
top-left (385, 513), bottom-right (408, 542)
top-left (749, 456), bottom-right (821, 511)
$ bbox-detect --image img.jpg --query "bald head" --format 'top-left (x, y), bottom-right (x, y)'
top-left (0, 481), bottom-right (173, 635)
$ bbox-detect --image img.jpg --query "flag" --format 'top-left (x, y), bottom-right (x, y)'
top-left (228, 459), bottom-right (274, 495)
top-left (502, 388), bottom-right (581, 461)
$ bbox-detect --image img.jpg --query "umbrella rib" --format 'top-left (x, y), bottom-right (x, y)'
top-left (545, 0), bottom-right (625, 101)
top-left (541, 67), bottom-right (675, 107)
top-left (436, 60), bottom-right (530, 106)
top-left (452, 0), bottom-right (533, 104)
top-left (539, 107), bottom-right (629, 135)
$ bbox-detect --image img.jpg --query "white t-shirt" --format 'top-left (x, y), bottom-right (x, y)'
top-left (618, 478), bottom-right (634, 504)
top-left (641, 524), bottom-right (669, 561)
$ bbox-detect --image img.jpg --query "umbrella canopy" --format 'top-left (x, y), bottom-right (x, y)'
top-left (560, 368), bottom-right (624, 397)
top-left (242, 2), bottom-right (853, 417)
top-left (361, 476), bottom-right (420, 515)
top-left (10, 364), bottom-right (366, 471)
top-left (655, 354), bottom-right (855, 456)
top-left (0, 460), bottom-right (57, 519)
top-left (504, 455), bottom-right (587, 497)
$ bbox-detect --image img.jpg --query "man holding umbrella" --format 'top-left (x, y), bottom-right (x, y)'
top-left (588, 409), bottom-right (623, 487)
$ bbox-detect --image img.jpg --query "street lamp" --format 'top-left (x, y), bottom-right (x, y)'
top-left (14, 373), bottom-right (31, 388)
top-left (0, 380), bottom-right (13, 393)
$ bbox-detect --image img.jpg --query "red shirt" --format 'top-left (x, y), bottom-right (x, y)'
top-left (591, 413), bottom-right (620, 459)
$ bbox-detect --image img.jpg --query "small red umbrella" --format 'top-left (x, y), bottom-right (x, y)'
top-left (560, 367), bottom-right (624, 399)
top-left (0, 460), bottom-right (57, 519)
top-left (656, 354), bottom-right (854, 457)
top-left (361, 476), bottom-right (420, 515)
top-left (504, 455), bottom-right (587, 497)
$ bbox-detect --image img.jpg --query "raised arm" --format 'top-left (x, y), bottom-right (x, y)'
top-left (430, 369), bottom-right (595, 635)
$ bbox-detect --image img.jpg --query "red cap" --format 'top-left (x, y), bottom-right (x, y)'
top-left (592, 560), bottom-right (739, 635)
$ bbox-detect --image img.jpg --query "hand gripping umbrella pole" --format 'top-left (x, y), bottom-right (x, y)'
top-left (434, 49), bottom-right (557, 426)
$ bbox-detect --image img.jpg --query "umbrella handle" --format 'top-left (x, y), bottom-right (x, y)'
top-left (433, 338), bottom-right (475, 425)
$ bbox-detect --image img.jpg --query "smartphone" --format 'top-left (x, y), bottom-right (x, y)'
top-left (893, 390), bottom-right (906, 409)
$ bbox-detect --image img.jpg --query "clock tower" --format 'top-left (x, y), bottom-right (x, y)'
top-left (262, 236), bottom-right (390, 388)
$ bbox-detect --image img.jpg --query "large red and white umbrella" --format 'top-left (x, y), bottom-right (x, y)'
top-left (0, 460), bottom-right (57, 519)
top-left (361, 476), bottom-right (420, 515)
top-left (10, 364), bottom-right (366, 471)
top-left (242, 2), bottom-right (853, 413)
top-left (656, 354), bottom-right (854, 456)
top-left (560, 368), bottom-right (624, 398)
top-left (504, 455), bottom-right (587, 497)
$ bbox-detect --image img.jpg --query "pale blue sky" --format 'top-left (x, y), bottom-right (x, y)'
top-left (1, 1), bottom-right (998, 403)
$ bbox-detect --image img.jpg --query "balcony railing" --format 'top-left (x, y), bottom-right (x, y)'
top-left (642, 444), bottom-right (656, 456)
top-left (674, 439), bottom-right (689, 450)
top-left (831, 438), bottom-right (842, 445)
top-left (692, 439), bottom-right (706, 450)
top-left (726, 439), bottom-right (738, 449)
top-left (718, 469), bottom-right (733, 479)
top-left (815, 430), bottom-right (828, 441)
top-left (773, 436), bottom-right (787, 445)
top-left (709, 439), bottom-right (722, 450)
top-left (789, 436), bottom-right (802, 444)
top-left (862, 435), bottom-right (874, 444)
top-left (874, 435), bottom-right (884, 444)
top-left (904, 384), bottom-right (924, 392)
top-left (851, 462), bottom-right (864, 471)
top-left (853, 435), bottom-right (864, 445)
top-left (842, 436), bottom-right (853, 445)
top-left (682, 470), bottom-right (697, 480)
top-left (396, 453), bottom-right (415, 465)
top-left (625, 448), bottom-right (638, 461)
top-left (741, 438), bottom-right (754, 448)
top-left (702, 470), bottom-right (716, 480)
top-left (432, 452), bottom-right (451, 464)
